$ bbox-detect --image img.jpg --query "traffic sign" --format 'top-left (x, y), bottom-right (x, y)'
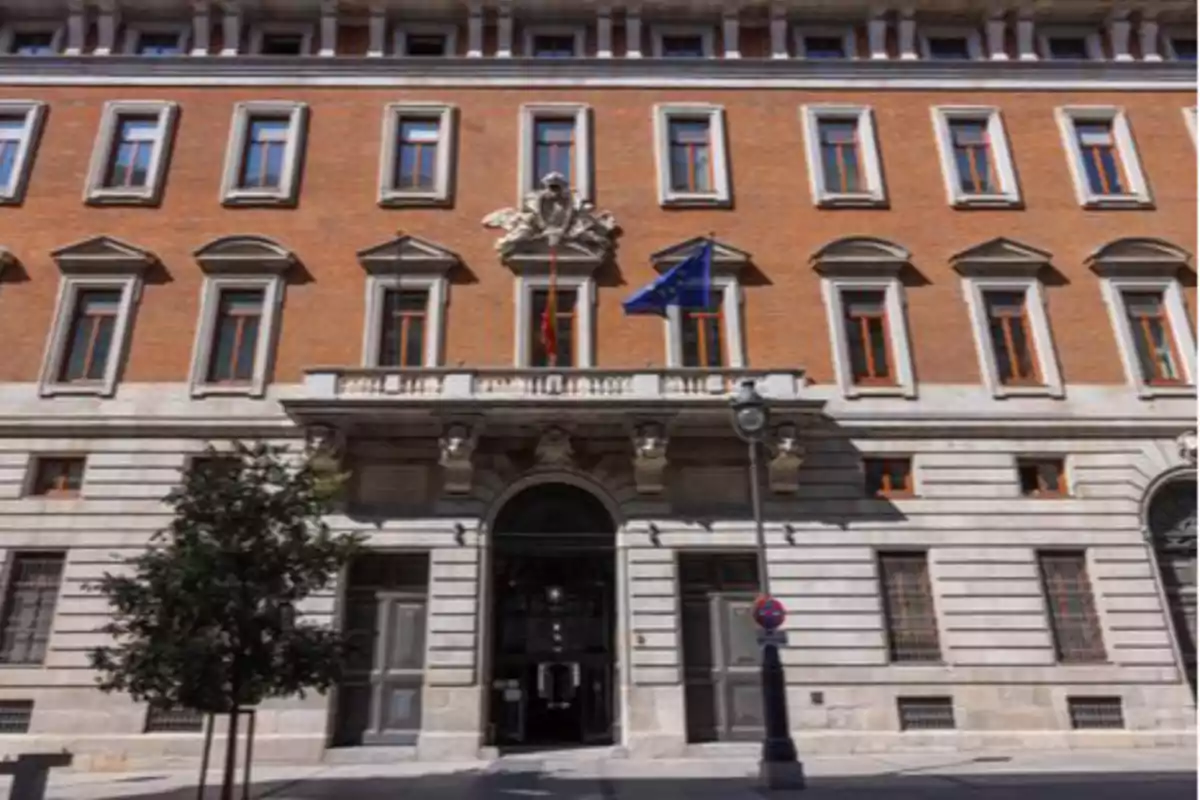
top-left (752, 595), bottom-right (787, 631)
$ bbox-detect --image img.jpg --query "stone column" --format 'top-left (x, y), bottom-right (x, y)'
top-left (191, 1), bottom-right (211, 56)
top-left (723, 10), bottom-right (740, 58)
top-left (496, 2), bottom-right (512, 58)
top-left (467, 2), bottom-right (483, 57)
top-left (1109, 14), bottom-right (1132, 61)
top-left (597, 7), bottom-right (613, 57)
top-left (220, 3), bottom-right (242, 56)
top-left (770, 4), bottom-right (788, 59)
top-left (625, 7), bottom-right (642, 58)
top-left (867, 13), bottom-right (888, 59)
top-left (367, 6), bottom-right (385, 57)
top-left (1016, 15), bottom-right (1037, 60)
top-left (64, 0), bottom-right (86, 55)
top-left (1139, 17), bottom-right (1161, 61)
top-left (94, 0), bottom-right (119, 56)
top-left (986, 13), bottom-right (1007, 60)
top-left (897, 9), bottom-right (917, 60)
top-left (319, 0), bottom-right (338, 57)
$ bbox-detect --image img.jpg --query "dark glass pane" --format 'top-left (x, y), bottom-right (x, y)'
top-left (1047, 36), bottom-right (1090, 59)
top-left (927, 37), bottom-right (971, 59)
top-left (669, 144), bottom-right (692, 191)
top-left (1172, 38), bottom-right (1197, 60)
top-left (405, 317), bottom-right (425, 366)
top-left (259, 34), bottom-right (304, 55)
top-left (661, 35), bottom-right (705, 57)
top-left (86, 316), bottom-right (115, 380)
top-left (803, 36), bottom-right (845, 58)
top-left (208, 318), bottom-right (237, 381)
top-left (136, 33), bottom-right (183, 55)
top-left (989, 318), bottom-right (1015, 382)
top-left (532, 35), bottom-right (576, 57)
top-left (262, 143), bottom-right (285, 188)
top-left (241, 143), bottom-right (263, 187)
top-left (12, 33), bottom-right (54, 55)
top-left (234, 316), bottom-right (259, 380)
top-left (405, 35), bottom-right (447, 56)
top-left (1007, 317), bottom-right (1034, 378)
top-left (1096, 148), bottom-right (1123, 193)
top-left (0, 139), bottom-right (17, 187)
top-left (701, 316), bottom-right (723, 368)
top-left (867, 316), bottom-right (889, 378)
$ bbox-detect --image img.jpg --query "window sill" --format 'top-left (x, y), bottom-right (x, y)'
top-left (221, 191), bottom-right (296, 207)
top-left (85, 189), bottom-right (160, 206)
top-left (951, 194), bottom-right (1023, 209)
top-left (1080, 195), bottom-right (1154, 210)
top-left (191, 384), bottom-right (265, 398)
top-left (992, 384), bottom-right (1063, 399)
top-left (661, 193), bottom-right (730, 209)
top-left (1136, 383), bottom-right (1196, 399)
top-left (846, 384), bottom-right (912, 399)
top-left (378, 192), bottom-right (451, 208)
top-left (816, 194), bottom-right (888, 209)
top-left (39, 382), bottom-right (116, 398)
top-left (0, 194), bottom-right (24, 205)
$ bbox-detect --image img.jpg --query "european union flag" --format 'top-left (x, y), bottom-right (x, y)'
top-left (622, 240), bottom-right (714, 315)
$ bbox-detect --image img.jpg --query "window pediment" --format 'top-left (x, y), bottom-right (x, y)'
top-left (501, 238), bottom-right (606, 278)
top-left (811, 236), bottom-right (910, 277)
top-left (357, 235), bottom-right (460, 276)
top-left (51, 235), bottom-right (157, 275)
top-left (650, 236), bottom-right (750, 276)
top-left (1087, 237), bottom-right (1192, 277)
top-left (951, 237), bottom-right (1052, 278)
top-left (194, 235), bottom-right (296, 275)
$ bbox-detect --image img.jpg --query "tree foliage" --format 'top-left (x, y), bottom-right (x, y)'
top-left (89, 441), bottom-right (362, 714)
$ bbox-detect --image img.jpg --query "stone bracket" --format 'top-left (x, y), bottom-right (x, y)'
top-left (439, 419), bottom-right (482, 495)
top-left (767, 422), bottom-right (805, 494)
top-left (631, 421), bottom-right (669, 495)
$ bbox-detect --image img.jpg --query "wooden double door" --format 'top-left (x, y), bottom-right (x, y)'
top-left (680, 553), bottom-right (765, 743)
top-left (1148, 479), bottom-right (1198, 698)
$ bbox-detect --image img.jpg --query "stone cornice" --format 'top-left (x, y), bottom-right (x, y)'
top-left (0, 56), bottom-right (1190, 90)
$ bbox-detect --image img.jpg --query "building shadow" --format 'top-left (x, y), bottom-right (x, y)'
top-left (73, 766), bottom-right (1198, 800)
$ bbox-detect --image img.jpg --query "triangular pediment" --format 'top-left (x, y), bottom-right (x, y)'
top-left (51, 235), bottom-right (157, 274)
top-left (650, 237), bottom-right (750, 275)
top-left (194, 235), bottom-right (295, 274)
top-left (357, 235), bottom-right (460, 275)
top-left (811, 236), bottom-right (909, 276)
top-left (1088, 237), bottom-right (1192, 276)
top-left (951, 237), bottom-right (1052, 277)
top-left (501, 237), bottom-right (606, 277)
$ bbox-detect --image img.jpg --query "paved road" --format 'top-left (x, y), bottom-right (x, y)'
top-left (7, 748), bottom-right (1196, 800)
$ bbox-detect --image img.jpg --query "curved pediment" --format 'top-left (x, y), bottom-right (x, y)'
top-left (193, 235), bottom-right (296, 274)
top-left (650, 236), bottom-right (751, 275)
top-left (951, 237), bottom-right (1052, 277)
top-left (357, 234), bottom-right (460, 276)
top-left (51, 235), bottom-right (158, 275)
top-left (1087, 237), bottom-right (1192, 276)
top-left (811, 236), bottom-right (910, 276)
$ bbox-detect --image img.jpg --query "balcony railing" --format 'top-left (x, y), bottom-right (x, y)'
top-left (300, 367), bottom-right (808, 404)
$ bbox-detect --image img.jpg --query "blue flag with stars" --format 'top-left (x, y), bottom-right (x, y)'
top-left (622, 240), bottom-right (714, 316)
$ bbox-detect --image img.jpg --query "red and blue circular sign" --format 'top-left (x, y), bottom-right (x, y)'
top-left (752, 595), bottom-right (787, 631)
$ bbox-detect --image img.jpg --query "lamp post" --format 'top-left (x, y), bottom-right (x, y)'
top-left (730, 378), bottom-right (805, 791)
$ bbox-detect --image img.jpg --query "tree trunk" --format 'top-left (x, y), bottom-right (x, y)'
top-left (220, 707), bottom-right (240, 800)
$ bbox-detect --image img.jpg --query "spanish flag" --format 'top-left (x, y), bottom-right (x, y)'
top-left (540, 247), bottom-right (558, 366)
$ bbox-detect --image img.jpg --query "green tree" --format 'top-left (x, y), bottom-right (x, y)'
top-left (89, 441), bottom-right (360, 800)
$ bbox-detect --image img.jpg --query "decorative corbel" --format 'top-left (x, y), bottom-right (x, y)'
top-left (767, 423), bottom-right (805, 494)
top-left (535, 426), bottom-right (574, 468)
top-left (1177, 430), bottom-right (1197, 466)
top-left (631, 422), bottom-right (669, 494)
top-left (304, 424), bottom-right (348, 497)
top-left (439, 422), bottom-right (479, 495)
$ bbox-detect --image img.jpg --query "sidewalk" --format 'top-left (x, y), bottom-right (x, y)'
top-left (4, 747), bottom-right (1196, 800)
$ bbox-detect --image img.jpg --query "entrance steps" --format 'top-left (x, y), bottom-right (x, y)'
top-left (683, 742), bottom-right (761, 760)
top-left (321, 746), bottom-right (418, 765)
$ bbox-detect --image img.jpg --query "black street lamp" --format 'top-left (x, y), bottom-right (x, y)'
top-left (730, 378), bottom-right (805, 791)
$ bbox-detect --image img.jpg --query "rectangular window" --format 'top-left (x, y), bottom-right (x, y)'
top-left (0, 553), bottom-right (66, 665)
top-left (1018, 458), bottom-right (1067, 497)
top-left (530, 289), bottom-right (576, 368)
top-left (30, 457), bottom-right (85, 497)
top-left (531, 33), bottom-right (577, 58)
top-left (104, 116), bottom-right (159, 189)
top-left (239, 117), bottom-right (290, 190)
top-left (206, 289), bottom-right (264, 384)
top-left (0, 102), bottom-right (44, 203)
top-left (983, 290), bottom-right (1038, 385)
top-left (58, 289), bottom-right (121, 383)
top-left (865, 458), bottom-right (913, 498)
top-left (395, 118), bottom-right (440, 191)
top-left (1122, 291), bottom-right (1182, 384)
top-left (878, 552), bottom-right (941, 662)
top-left (802, 35), bottom-right (847, 58)
top-left (1169, 37), bottom-right (1197, 61)
top-left (135, 32), bottom-right (184, 55)
top-left (817, 119), bottom-right (862, 194)
top-left (259, 33), bottom-right (305, 55)
top-left (1038, 551), bottom-right (1106, 663)
top-left (0, 700), bottom-right (33, 733)
top-left (85, 101), bottom-right (177, 204)
top-left (660, 34), bottom-right (706, 57)
top-left (533, 118), bottom-right (575, 188)
top-left (681, 307), bottom-right (725, 368)
top-left (11, 31), bottom-right (55, 55)
top-left (1045, 35), bottom-right (1091, 59)
top-left (897, 697), bottom-right (955, 730)
top-left (949, 120), bottom-right (996, 195)
top-left (145, 704), bottom-right (204, 733)
top-left (842, 290), bottom-right (892, 385)
top-left (405, 34), bottom-right (448, 56)
top-left (0, 116), bottom-right (25, 191)
top-left (1067, 697), bottom-right (1124, 729)
top-left (927, 36), bottom-right (971, 59)
top-left (378, 289), bottom-right (427, 367)
top-left (667, 119), bottom-right (712, 194)
top-left (1074, 121), bottom-right (1125, 196)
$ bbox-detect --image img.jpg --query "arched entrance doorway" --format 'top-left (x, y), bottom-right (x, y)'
top-left (1147, 476), bottom-right (1197, 697)
top-left (487, 482), bottom-right (617, 748)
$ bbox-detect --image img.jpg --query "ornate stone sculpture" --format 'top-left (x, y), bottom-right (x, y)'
top-left (1177, 430), bottom-right (1198, 466)
top-left (535, 426), bottom-right (574, 468)
top-left (631, 422), bottom-right (669, 494)
top-left (483, 172), bottom-right (617, 256)
top-left (768, 423), bottom-right (805, 494)
top-left (439, 423), bottom-right (478, 494)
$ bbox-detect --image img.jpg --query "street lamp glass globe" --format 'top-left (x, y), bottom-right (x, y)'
top-left (735, 405), bottom-right (767, 435)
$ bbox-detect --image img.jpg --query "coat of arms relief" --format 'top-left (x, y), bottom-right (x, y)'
top-left (483, 172), bottom-right (618, 255)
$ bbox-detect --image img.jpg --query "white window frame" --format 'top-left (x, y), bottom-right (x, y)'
top-left (522, 24), bottom-right (585, 57)
top-left (1055, 106), bottom-right (1151, 209)
top-left (961, 278), bottom-right (1063, 399)
top-left (0, 101), bottom-right (46, 205)
top-left (652, 103), bottom-right (730, 207)
top-left (1037, 26), bottom-right (1103, 61)
top-left (38, 276), bottom-right (140, 398)
top-left (800, 104), bottom-right (886, 208)
top-left (248, 22), bottom-right (315, 55)
top-left (122, 23), bottom-right (191, 55)
top-left (1163, 29), bottom-right (1197, 62)
top-left (518, 103), bottom-right (592, 203)
top-left (393, 24), bottom-right (458, 57)
top-left (188, 275), bottom-right (285, 398)
top-left (1183, 107), bottom-right (1197, 144)
top-left (378, 103), bottom-right (456, 207)
top-left (362, 275), bottom-right (447, 367)
top-left (0, 23), bottom-right (65, 55)
top-left (513, 273), bottom-right (594, 368)
top-left (918, 26), bottom-right (984, 60)
top-left (1098, 276), bottom-right (1196, 398)
top-left (930, 106), bottom-right (1021, 208)
top-left (220, 101), bottom-right (308, 206)
top-left (821, 277), bottom-right (916, 399)
top-left (793, 25), bottom-right (856, 60)
top-left (663, 275), bottom-right (745, 368)
top-left (650, 25), bottom-right (715, 58)
top-left (83, 101), bottom-right (177, 205)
